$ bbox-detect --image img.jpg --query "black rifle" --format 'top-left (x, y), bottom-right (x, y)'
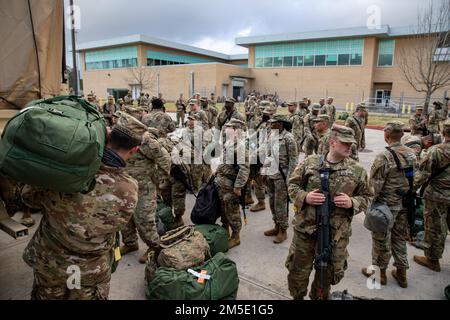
top-left (314, 165), bottom-right (336, 300)
top-left (233, 164), bottom-right (247, 225)
top-left (421, 124), bottom-right (429, 137)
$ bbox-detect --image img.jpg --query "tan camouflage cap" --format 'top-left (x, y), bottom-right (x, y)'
top-left (356, 102), bottom-right (367, 111)
top-left (384, 120), bottom-right (405, 133)
top-left (286, 102), bottom-right (297, 107)
top-left (114, 112), bottom-right (147, 141)
top-left (312, 103), bottom-right (321, 111)
top-left (416, 105), bottom-right (424, 110)
top-left (268, 114), bottom-right (290, 123)
top-left (331, 125), bottom-right (356, 144)
top-left (224, 118), bottom-right (246, 129)
top-left (225, 97), bottom-right (236, 103)
top-left (200, 96), bottom-right (208, 102)
top-left (259, 100), bottom-right (271, 107)
top-left (188, 99), bottom-right (198, 105)
top-left (313, 114), bottom-right (330, 122)
top-left (263, 105), bottom-right (277, 115)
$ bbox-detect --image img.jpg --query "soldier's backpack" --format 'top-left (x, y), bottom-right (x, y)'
top-left (194, 224), bottom-right (229, 256)
top-left (157, 226), bottom-right (211, 271)
top-left (191, 175), bottom-right (221, 225)
top-left (0, 96), bottom-right (106, 193)
top-left (364, 202), bottom-right (394, 234)
top-left (156, 198), bottom-right (175, 235)
top-left (146, 252), bottom-right (239, 300)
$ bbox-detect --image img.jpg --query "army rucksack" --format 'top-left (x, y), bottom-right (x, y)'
top-left (157, 225), bottom-right (211, 271)
top-left (0, 96), bottom-right (106, 193)
top-left (191, 175), bottom-right (221, 225)
top-left (364, 202), bottom-right (394, 234)
top-left (194, 224), bottom-right (229, 256)
top-left (155, 198), bottom-right (175, 236)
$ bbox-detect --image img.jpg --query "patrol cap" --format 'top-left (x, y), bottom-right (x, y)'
top-left (224, 118), bottom-right (246, 129)
top-left (200, 96), bottom-right (208, 102)
top-left (259, 100), bottom-right (271, 107)
top-left (356, 102), bottom-right (366, 111)
top-left (262, 105), bottom-right (277, 115)
top-left (312, 103), bottom-right (321, 111)
top-left (114, 112), bottom-right (147, 143)
top-left (195, 92), bottom-right (201, 96)
top-left (327, 96), bottom-right (334, 100)
top-left (331, 125), bottom-right (356, 144)
top-left (384, 120), bottom-right (405, 133)
top-left (225, 97), bottom-right (236, 103)
top-left (313, 114), bottom-right (330, 123)
top-left (416, 105), bottom-right (424, 110)
top-left (188, 99), bottom-right (198, 105)
top-left (286, 102), bottom-right (296, 107)
top-left (268, 114), bottom-right (290, 123)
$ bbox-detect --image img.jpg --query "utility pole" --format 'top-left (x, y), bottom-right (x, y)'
top-left (70, 0), bottom-right (78, 95)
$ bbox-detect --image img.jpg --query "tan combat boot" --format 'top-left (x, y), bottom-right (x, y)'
top-left (228, 232), bottom-right (241, 249)
top-left (413, 255), bottom-right (441, 272)
top-left (264, 224), bottom-right (279, 237)
top-left (245, 194), bottom-right (254, 205)
top-left (361, 267), bottom-right (387, 285)
top-left (250, 201), bottom-right (266, 212)
top-left (120, 243), bottom-right (139, 256)
top-left (273, 229), bottom-right (287, 244)
top-left (174, 215), bottom-right (185, 228)
top-left (138, 248), bottom-right (150, 264)
top-left (391, 268), bottom-right (408, 288)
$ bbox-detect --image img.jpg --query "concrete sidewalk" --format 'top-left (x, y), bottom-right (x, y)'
top-left (1, 129), bottom-right (449, 300)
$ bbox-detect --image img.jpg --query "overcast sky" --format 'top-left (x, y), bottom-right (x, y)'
top-left (65, 0), bottom-right (441, 59)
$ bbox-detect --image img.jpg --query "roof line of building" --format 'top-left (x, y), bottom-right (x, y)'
top-left (235, 24), bottom-right (447, 46)
top-left (77, 34), bottom-right (248, 61)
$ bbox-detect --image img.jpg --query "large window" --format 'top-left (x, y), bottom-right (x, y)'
top-left (378, 39), bottom-right (395, 66)
top-left (85, 47), bottom-right (138, 70)
top-left (147, 50), bottom-right (214, 66)
top-left (254, 38), bottom-right (364, 68)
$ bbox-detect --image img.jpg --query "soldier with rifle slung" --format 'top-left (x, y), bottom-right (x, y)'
top-left (286, 125), bottom-right (373, 300)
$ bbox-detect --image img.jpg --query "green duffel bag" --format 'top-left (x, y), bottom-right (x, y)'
top-left (157, 198), bottom-right (175, 232)
top-left (146, 252), bottom-right (239, 300)
top-left (194, 224), bottom-right (229, 256)
top-left (0, 96), bottom-right (106, 193)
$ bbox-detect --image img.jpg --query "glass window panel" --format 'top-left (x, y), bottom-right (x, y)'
top-left (283, 56), bottom-right (293, 67)
top-left (326, 54), bottom-right (337, 65)
top-left (350, 53), bottom-right (362, 65)
top-left (338, 54), bottom-right (350, 65)
top-left (273, 56), bottom-right (283, 67)
top-left (263, 57), bottom-right (273, 67)
top-left (378, 54), bottom-right (393, 66)
top-left (304, 55), bottom-right (314, 66)
top-left (255, 58), bottom-right (263, 68)
top-left (293, 56), bottom-right (303, 66)
top-left (314, 55), bottom-right (326, 66)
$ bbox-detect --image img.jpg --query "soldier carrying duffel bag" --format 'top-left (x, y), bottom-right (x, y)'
top-left (0, 96), bottom-right (107, 193)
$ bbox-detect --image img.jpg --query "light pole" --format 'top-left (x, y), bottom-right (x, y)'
top-left (69, 0), bottom-right (78, 95)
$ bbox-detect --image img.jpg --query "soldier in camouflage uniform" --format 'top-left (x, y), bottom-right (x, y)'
top-left (200, 96), bottom-right (218, 129)
top-left (287, 102), bottom-right (304, 154)
top-left (261, 115), bottom-right (298, 244)
top-left (188, 99), bottom-right (209, 129)
top-left (427, 102), bottom-right (443, 134)
top-left (302, 103), bottom-right (321, 156)
top-left (401, 133), bottom-right (437, 159)
top-left (215, 97), bottom-right (246, 131)
top-left (175, 93), bottom-right (186, 128)
top-left (321, 97), bottom-right (336, 126)
top-left (124, 91), bottom-right (133, 105)
top-left (413, 119), bottom-right (450, 272)
top-left (361, 121), bottom-right (417, 288)
top-left (215, 119), bottom-right (250, 249)
top-left (86, 93), bottom-right (100, 112)
top-left (209, 93), bottom-right (216, 108)
top-left (345, 104), bottom-right (366, 152)
top-left (141, 98), bottom-right (176, 137)
top-left (119, 113), bottom-right (171, 264)
top-left (286, 125), bottom-right (373, 300)
top-left (297, 99), bottom-right (310, 118)
top-left (21, 119), bottom-right (142, 300)
top-left (102, 96), bottom-right (119, 126)
top-left (314, 115), bottom-right (331, 156)
top-left (409, 105), bottom-right (427, 136)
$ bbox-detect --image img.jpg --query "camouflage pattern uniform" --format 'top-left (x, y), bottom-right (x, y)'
top-left (427, 106), bottom-right (441, 134)
top-left (175, 96), bottom-right (186, 127)
top-left (369, 122), bottom-right (417, 272)
top-left (21, 163), bottom-right (138, 300)
top-left (302, 104), bottom-right (320, 156)
top-left (124, 93), bottom-right (133, 105)
top-left (263, 115), bottom-right (298, 231)
top-left (401, 134), bottom-right (423, 158)
top-left (409, 106), bottom-right (427, 136)
top-left (215, 98), bottom-right (246, 131)
top-left (414, 129), bottom-right (450, 261)
top-left (202, 100), bottom-right (218, 129)
top-left (215, 119), bottom-right (250, 238)
top-left (102, 100), bottom-right (119, 126)
top-left (288, 103), bottom-right (305, 154)
top-left (320, 99), bottom-right (336, 125)
top-left (317, 128), bottom-right (331, 156)
top-left (345, 113), bottom-right (366, 150)
top-left (142, 108), bottom-right (176, 137)
top-left (122, 125), bottom-right (171, 250)
top-left (286, 126), bottom-right (373, 300)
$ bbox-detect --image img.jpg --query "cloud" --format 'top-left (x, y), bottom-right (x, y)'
top-left (237, 27), bottom-right (252, 37)
top-left (192, 37), bottom-right (247, 55)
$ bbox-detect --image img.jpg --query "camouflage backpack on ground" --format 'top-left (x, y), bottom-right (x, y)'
top-left (157, 225), bottom-right (211, 271)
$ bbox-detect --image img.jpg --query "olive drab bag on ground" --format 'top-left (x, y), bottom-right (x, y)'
top-left (157, 225), bottom-right (211, 271)
top-left (0, 96), bottom-right (107, 193)
top-left (146, 252), bottom-right (239, 300)
top-left (194, 224), bottom-right (229, 256)
top-left (156, 198), bottom-right (176, 235)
